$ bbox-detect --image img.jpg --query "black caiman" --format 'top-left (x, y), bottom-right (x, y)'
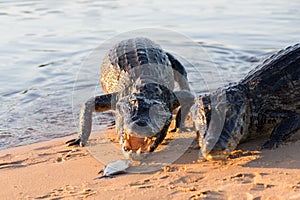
top-left (192, 43), bottom-right (300, 161)
top-left (67, 37), bottom-right (194, 160)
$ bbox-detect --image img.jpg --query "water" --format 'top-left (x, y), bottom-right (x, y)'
top-left (0, 0), bottom-right (299, 150)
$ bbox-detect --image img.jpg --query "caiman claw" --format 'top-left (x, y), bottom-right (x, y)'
top-left (66, 138), bottom-right (84, 147)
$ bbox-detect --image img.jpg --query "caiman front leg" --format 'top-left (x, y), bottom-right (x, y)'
top-left (262, 114), bottom-right (300, 149)
top-left (172, 90), bottom-right (195, 132)
top-left (166, 52), bottom-right (194, 131)
top-left (66, 93), bottom-right (117, 146)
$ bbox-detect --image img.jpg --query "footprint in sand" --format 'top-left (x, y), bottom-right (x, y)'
top-left (34, 184), bottom-right (96, 199)
top-left (0, 158), bottom-right (28, 169)
top-left (189, 190), bottom-right (223, 200)
top-left (55, 148), bottom-right (88, 163)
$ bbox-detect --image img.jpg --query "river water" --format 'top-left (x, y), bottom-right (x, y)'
top-left (0, 0), bottom-right (299, 150)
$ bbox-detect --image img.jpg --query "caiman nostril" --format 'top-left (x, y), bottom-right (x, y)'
top-left (136, 120), bottom-right (147, 127)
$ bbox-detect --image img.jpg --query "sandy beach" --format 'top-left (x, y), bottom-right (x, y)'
top-left (1, 128), bottom-right (299, 200)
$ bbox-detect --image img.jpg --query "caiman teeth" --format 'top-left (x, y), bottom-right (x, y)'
top-left (123, 139), bottom-right (128, 148)
top-left (144, 137), bottom-right (148, 142)
top-left (136, 147), bottom-right (142, 155)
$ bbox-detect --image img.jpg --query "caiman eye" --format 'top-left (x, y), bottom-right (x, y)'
top-left (129, 96), bottom-right (138, 105)
top-left (129, 99), bottom-right (138, 110)
top-left (129, 99), bottom-right (138, 109)
top-left (130, 99), bottom-right (137, 105)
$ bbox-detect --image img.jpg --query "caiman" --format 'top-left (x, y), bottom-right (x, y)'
top-left (192, 43), bottom-right (300, 160)
top-left (67, 37), bottom-right (194, 160)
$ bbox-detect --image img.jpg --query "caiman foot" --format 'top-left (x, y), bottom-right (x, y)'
top-left (261, 139), bottom-right (282, 149)
top-left (66, 138), bottom-right (84, 147)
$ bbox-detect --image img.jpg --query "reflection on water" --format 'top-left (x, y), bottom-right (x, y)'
top-left (0, 0), bottom-right (299, 149)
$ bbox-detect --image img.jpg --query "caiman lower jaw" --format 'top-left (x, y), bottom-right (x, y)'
top-left (121, 132), bottom-right (156, 160)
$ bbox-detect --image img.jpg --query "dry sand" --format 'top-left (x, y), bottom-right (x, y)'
top-left (0, 128), bottom-right (299, 200)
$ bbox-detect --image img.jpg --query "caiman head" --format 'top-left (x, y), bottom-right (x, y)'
top-left (192, 87), bottom-right (248, 161)
top-left (115, 82), bottom-right (178, 160)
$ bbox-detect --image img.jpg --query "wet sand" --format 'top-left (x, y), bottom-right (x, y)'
top-left (0, 128), bottom-right (299, 200)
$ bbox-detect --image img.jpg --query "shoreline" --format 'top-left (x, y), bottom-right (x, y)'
top-left (1, 129), bottom-right (300, 199)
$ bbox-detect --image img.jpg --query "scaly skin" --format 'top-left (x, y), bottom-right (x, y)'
top-left (192, 43), bottom-right (300, 160)
top-left (67, 37), bottom-right (194, 160)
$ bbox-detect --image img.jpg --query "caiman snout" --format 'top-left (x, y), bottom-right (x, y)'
top-left (116, 84), bottom-right (174, 160)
